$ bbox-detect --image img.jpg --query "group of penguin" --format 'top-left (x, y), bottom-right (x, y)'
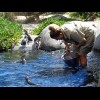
top-left (21, 29), bottom-right (41, 50)
top-left (20, 29), bottom-right (41, 64)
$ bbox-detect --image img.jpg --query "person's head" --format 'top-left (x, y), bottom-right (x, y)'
top-left (49, 25), bottom-right (64, 40)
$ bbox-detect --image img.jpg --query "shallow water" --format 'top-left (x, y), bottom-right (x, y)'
top-left (0, 50), bottom-right (99, 87)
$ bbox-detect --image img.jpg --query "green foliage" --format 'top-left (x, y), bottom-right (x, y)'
top-left (0, 17), bottom-right (23, 51)
top-left (96, 12), bottom-right (100, 17)
top-left (69, 12), bottom-right (87, 19)
top-left (69, 12), bottom-right (100, 19)
top-left (32, 17), bottom-right (76, 35)
top-left (0, 12), bottom-right (15, 21)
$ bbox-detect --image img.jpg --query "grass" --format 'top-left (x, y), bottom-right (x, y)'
top-left (32, 16), bottom-right (76, 35)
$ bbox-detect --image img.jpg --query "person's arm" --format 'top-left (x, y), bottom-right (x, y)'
top-left (74, 37), bottom-right (86, 48)
top-left (64, 42), bottom-right (71, 55)
top-left (70, 31), bottom-right (86, 48)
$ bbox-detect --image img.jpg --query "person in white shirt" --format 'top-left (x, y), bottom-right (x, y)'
top-left (49, 21), bottom-right (96, 69)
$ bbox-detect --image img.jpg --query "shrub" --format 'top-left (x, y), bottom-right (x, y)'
top-left (69, 12), bottom-right (100, 20)
top-left (0, 17), bottom-right (23, 51)
top-left (69, 12), bottom-right (87, 19)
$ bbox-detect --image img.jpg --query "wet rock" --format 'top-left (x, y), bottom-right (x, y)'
top-left (39, 24), bottom-right (66, 51)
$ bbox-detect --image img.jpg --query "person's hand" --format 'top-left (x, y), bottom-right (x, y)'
top-left (65, 49), bottom-right (70, 55)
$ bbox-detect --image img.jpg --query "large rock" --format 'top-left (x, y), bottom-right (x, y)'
top-left (38, 24), bottom-right (66, 51)
top-left (93, 22), bottom-right (100, 52)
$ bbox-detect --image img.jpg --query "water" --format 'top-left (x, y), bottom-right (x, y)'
top-left (0, 50), bottom-right (99, 87)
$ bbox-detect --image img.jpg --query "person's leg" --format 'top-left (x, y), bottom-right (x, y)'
top-left (73, 45), bottom-right (87, 68)
top-left (79, 46), bottom-right (93, 69)
top-left (79, 37), bottom-right (94, 69)
top-left (79, 54), bottom-right (87, 68)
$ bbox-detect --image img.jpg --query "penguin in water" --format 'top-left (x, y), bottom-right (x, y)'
top-left (20, 55), bottom-right (26, 64)
top-left (21, 29), bottom-right (33, 46)
top-left (25, 76), bottom-right (41, 86)
top-left (20, 50), bottom-right (27, 64)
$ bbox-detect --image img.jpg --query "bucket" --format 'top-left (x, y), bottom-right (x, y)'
top-left (62, 44), bottom-right (80, 68)
top-left (63, 53), bottom-right (79, 68)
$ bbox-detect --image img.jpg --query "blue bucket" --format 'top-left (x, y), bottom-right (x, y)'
top-left (63, 52), bottom-right (80, 68)
top-left (62, 44), bottom-right (80, 68)
top-left (64, 57), bottom-right (79, 68)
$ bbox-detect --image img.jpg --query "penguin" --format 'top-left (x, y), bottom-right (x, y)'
top-left (34, 36), bottom-right (41, 50)
top-left (25, 76), bottom-right (41, 86)
top-left (20, 55), bottom-right (26, 64)
top-left (21, 36), bottom-right (27, 46)
top-left (24, 29), bottom-right (33, 42)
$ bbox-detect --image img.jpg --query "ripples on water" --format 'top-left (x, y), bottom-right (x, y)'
top-left (0, 50), bottom-right (99, 87)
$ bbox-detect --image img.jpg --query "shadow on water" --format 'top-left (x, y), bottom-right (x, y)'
top-left (0, 50), bottom-right (99, 87)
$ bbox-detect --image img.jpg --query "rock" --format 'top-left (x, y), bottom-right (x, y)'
top-left (39, 24), bottom-right (66, 51)
top-left (93, 23), bottom-right (100, 52)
